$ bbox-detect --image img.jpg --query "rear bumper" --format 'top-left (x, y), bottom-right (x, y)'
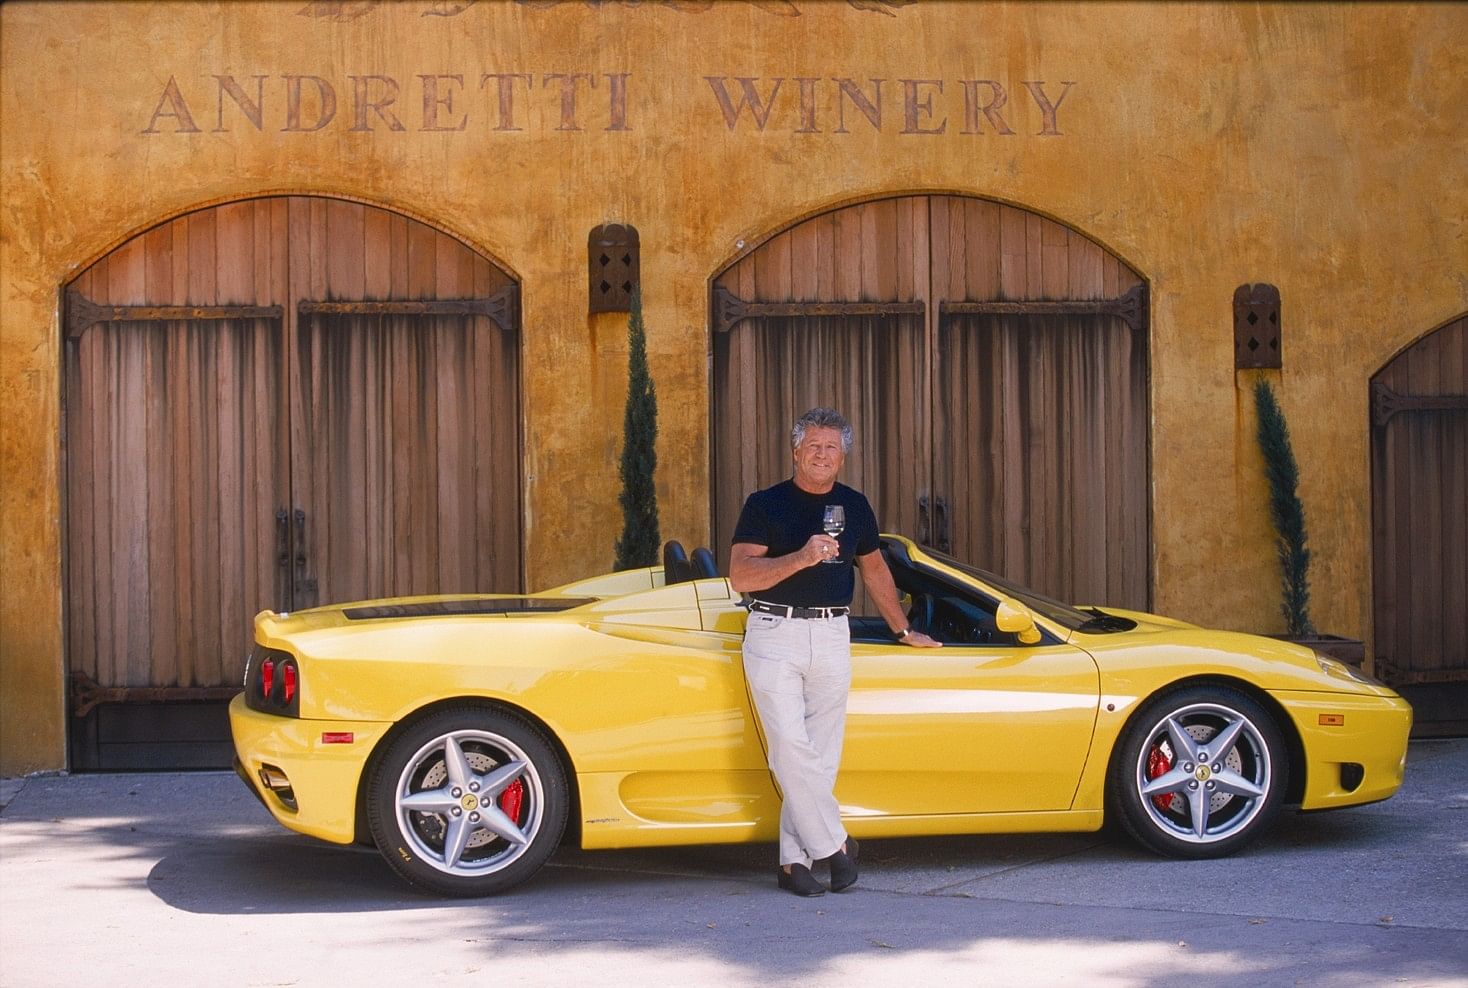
top-left (1270, 689), bottom-right (1413, 810)
top-left (229, 694), bottom-right (390, 844)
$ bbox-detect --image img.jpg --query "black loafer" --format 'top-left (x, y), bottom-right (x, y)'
top-left (777, 863), bottom-right (826, 897)
top-left (826, 838), bottom-right (859, 892)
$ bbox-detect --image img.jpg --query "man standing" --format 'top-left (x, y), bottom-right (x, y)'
top-left (729, 407), bottom-right (940, 896)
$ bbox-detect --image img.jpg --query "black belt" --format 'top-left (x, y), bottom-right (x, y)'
top-left (746, 599), bottom-right (850, 619)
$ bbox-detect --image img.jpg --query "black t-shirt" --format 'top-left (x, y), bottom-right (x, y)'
top-left (731, 479), bottom-right (880, 607)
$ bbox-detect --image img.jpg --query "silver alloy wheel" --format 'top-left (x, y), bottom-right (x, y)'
top-left (394, 729), bottom-right (546, 877)
top-left (1133, 701), bottom-right (1272, 844)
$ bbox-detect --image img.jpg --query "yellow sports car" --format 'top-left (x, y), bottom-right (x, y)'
top-left (229, 536), bottom-right (1411, 897)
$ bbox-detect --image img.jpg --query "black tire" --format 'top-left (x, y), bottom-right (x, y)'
top-left (1108, 685), bottom-right (1288, 859)
top-left (366, 705), bottom-right (568, 896)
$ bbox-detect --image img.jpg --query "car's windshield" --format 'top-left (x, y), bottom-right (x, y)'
top-left (913, 546), bottom-right (1096, 632)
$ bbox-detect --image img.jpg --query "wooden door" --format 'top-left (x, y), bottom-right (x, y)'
top-left (711, 195), bottom-right (1149, 609)
top-left (711, 313), bottom-right (928, 551)
top-left (286, 198), bottom-right (520, 607)
top-left (1371, 315), bottom-right (1468, 688)
top-left (65, 315), bottom-right (289, 696)
top-left (63, 197), bottom-right (520, 768)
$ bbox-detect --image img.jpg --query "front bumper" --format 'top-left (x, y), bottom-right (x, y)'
top-left (1271, 689), bottom-right (1413, 810)
top-left (229, 695), bottom-right (391, 845)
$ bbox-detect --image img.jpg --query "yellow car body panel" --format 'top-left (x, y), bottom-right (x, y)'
top-left (230, 697), bottom-right (389, 844)
top-left (230, 535), bottom-right (1411, 865)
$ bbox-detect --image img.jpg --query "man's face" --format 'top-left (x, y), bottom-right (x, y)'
top-left (793, 425), bottom-right (846, 491)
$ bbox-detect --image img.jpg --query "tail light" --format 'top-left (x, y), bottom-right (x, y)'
top-left (244, 645), bottom-right (301, 717)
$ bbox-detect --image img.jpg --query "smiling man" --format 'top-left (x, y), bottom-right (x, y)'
top-left (729, 407), bottom-right (940, 896)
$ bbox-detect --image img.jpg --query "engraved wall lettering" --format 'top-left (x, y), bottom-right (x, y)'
top-left (283, 75), bottom-right (337, 131)
top-left (544, 73), bottom-right (594, 131)
top-left (900, 79), bottom-right (945, 135)
top-left (705, 77), bottom-right (785, 131)
top-left (142, 76), bottom-right (201, 134)
top-left (605, 72), bottom-right (631, 131)
top-left (960, 80), bottom-right (1014, 135)
top-left (213, 75), bottom-right (267, 132)
top-left (350, 75), bottom-right (406, 132)
top-left (480, 72), bottom-right (532, 131)
top-left (420, 74), bottom-right (468, 131)
top-left (834, 78), bottom-right (882, 133)
top-left (1021, 81), bottom-right (1076, 136)
top-left (141, 71), bottom-right (1075, 138)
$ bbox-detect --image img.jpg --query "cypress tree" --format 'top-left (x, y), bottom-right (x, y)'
top-left (614, 287), bottom-right (660, 569)
top-left (1254, 379), bottom-right (1315, 637)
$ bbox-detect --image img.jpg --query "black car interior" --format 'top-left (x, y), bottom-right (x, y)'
top-left (663, 538), bottom-right (1029, 647)
top-left (662, 540), bottom-right (719, 584)
top-left (847, 541), bottom-right (1027, 647)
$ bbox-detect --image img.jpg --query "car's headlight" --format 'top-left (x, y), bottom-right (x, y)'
top-left (1315, 651), bottom-right (1387, 688)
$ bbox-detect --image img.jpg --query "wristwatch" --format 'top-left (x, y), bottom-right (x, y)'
top-left (897, 627), bottom-right (913, 640)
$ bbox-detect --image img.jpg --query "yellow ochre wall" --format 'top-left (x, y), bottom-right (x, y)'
top-left (2, 1), bottom-right (1465, 774)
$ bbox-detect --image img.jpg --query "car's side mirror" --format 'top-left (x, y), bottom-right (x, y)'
top-left (995, 598), bottom-right (1042, 645)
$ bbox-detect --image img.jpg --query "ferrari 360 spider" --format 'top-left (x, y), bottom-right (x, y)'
top-left (229, 536), bottom-right (1411, 896)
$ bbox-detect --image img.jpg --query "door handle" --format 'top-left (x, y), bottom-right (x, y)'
top-left (275, 508), bottom-right (291, 608)
top-left (293, 508), bottom-right (318, 603)
top-left (933, 495), bottom-right (951, 554)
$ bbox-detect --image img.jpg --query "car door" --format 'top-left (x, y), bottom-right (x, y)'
top-left (839, 634), bottom-right (1101, 817)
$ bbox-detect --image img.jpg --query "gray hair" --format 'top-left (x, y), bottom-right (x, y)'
top-left (791, 407), bottom-right (854, 453)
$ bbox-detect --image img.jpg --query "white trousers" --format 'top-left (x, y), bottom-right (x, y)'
top-left (742, 611), bottom-right (852, 868)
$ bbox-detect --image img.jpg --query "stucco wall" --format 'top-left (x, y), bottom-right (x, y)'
top-left (3, 1), bottom-right (1465, 773)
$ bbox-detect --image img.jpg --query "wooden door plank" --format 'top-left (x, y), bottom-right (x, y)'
top-left (835, 205), bottom-right (863, 302)
top-left (870, 198), bottom-right (898, 302)
top-left (790, 219), bottom-right (820, 302)
top-left (945, 197), bottom-right (968, 302)
top-left (143, 324), bottom-right (177, 688)
top-left (928, 196), bottom-right (951, 303)
top-left (66, 324), bottom-right (99, 682)
top-left (756, 227), bottom-right (793, 302)
top-left (1025, 212), bottom-right (1044, 299)
top-left (895, 198), bottom-right (914, 301)
top-left (215, 201), bottom-right (255, 303)
top-left (1069, 231), bottom-right (1105, 300)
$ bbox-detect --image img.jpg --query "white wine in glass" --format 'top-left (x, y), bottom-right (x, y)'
top-left (821, 505), bottom-right (845, 563)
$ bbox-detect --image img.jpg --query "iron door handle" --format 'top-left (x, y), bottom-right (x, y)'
top-left (275, 508), bottom-right (291, 609)
top-left (293, 508), bottom-right (318, 602)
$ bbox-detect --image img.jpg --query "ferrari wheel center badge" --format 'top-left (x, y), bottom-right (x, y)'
top-left (462, 794), bottom-right (479, 811)
top-left (1195, 765), bottom-right (1211, 781)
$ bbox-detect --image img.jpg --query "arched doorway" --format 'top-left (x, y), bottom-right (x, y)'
top-left (1370, 313), bottom-right (1467, 733)
top-left (711, 194), bottom-right (1150, 609)
top-left (63, 196), bottom-right (522, 768)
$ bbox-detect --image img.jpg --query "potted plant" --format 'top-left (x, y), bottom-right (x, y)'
top-left (1254, 380), bottom-right (1364, 665)
top-left (614, 287), bottom-right (660, 570)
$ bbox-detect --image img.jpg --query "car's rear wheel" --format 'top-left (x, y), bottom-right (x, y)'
top-left (366, 706), bottom-right (568, 896)
top-left (1109, 685), bottom-right (1287, 858)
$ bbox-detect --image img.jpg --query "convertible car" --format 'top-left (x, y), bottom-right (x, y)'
top-left (230, 536), bottom-right (1411, 897)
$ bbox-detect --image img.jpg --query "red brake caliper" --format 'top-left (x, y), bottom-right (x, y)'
top-left (1146, 745), bottom-right (1175, 812)
top-left (498, 778), bottom-right (525, 822)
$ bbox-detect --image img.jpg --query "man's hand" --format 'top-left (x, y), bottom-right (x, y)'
top-left (801, 533), bottom-right (841, 567)
top-left (900, 628), bottom-right (942, 648)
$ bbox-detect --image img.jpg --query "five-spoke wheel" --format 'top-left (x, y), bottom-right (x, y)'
top-left (367, 706), bottom-right (567, 896)
top-left (1110, 685), bottom-right (1287, 858)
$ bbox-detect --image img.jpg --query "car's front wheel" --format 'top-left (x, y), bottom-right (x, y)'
top-left (1109, 685), bottom-right (1288, 858)
top-left (367, 706), bottom-right (568, 896)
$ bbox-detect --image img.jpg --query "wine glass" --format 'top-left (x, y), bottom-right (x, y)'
top-left (821, 505), bottom-right (845, 563)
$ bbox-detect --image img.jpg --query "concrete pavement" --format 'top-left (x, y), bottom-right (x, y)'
top-left (1, 740), bottom-right (1465, 987)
